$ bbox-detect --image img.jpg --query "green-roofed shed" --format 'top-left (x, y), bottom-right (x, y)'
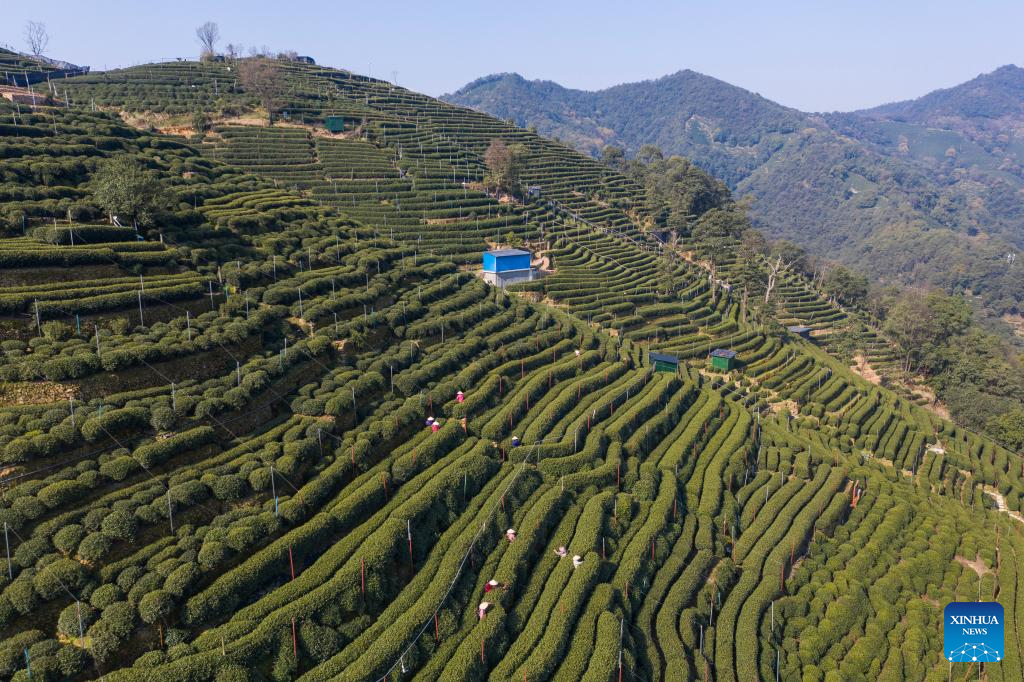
top-left (649, 351), bottom-right (679, 373)
top-left (324, 116), bottom-right (354, 133)
top-left (710, 348), bottom-right (737, 371)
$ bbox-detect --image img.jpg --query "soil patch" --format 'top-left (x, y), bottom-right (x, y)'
top-left (850, 354), bottom-right (881, 385)
top-left (0, 381), bottom-right (78, 406)
top-left (954, 554), bottom-right (991, 577)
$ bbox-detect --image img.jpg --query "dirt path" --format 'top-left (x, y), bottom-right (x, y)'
top-left (983, 486), bottom-right (1024, 525)
top-left (850, 353), bottom-right (881, 385)
top-left (955, 553), bottom-right (992, 577)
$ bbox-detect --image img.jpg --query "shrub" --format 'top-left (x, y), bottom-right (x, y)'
top-left (101, 509), bottom-right (138, 542)
top-left (80, 406), bottom-right (149, 442)
top-left (53, 524), bottom-right (87, 555)
top-left (90, 584), bottom-right (124, 609)
top-left (57, 601), bottom-right (97, 638)
top-left (138, 589), bottom-right (174, 624)
top-left (77, 532), bottom-right (113, 563)
top-left (33, 558), bottom-right (85, 600)
top-left (164, 562), bottom-right (200, 598)
top-left (6, 576), bottom-right (38, 614)
top-left (198, 541), bottom-right (229, 569)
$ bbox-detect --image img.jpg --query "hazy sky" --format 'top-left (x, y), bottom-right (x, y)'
top-left (5, 0), bottom-right (1021, 112)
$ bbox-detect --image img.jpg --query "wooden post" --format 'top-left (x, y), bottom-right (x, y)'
top-left (407, 520), bottom-right (414, 572)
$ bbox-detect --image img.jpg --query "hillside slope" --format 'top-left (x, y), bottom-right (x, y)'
top-left (0, 54), bottom-right (1020, 682)
top-left (445, 69), bottom-right (1024, 312)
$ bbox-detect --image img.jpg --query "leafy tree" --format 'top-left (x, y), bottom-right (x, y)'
top-left (600, 145), bottom-right (626, 171)
top-left (483, 139), bottom-right (526, 196)
top-left (769, 240), bottom-right (809, 277)
top-left (636, 144), bottom-right (664, 165)
top-left (883, 290), bottom-right (970, 374)
top-left (823, 265), bottom-right (869, 307)
top-left (987, 408), bottom-right (1024, 450)
top-left (92, 157), bottom-right (173, 229)
top-left (691, 208), bottom-right (749, 268)
top-left (738, 228), bottom-right (768, 260)
top-left (238, 58), bottom-right (283, 125)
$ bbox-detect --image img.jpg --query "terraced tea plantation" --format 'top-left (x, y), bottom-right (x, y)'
top-left (0, 53), bottom-right (1021, 681)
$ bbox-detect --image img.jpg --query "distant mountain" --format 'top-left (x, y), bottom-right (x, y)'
top-left (445, 71), bottom-right (805, 186)
top-left (859, 64), bottom-right (1024, 125)
top-left (445, 68), bottom-right (1024, 313)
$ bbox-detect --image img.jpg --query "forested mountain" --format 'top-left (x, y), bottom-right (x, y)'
top-left (445, 68), bottom-right (1024, 314)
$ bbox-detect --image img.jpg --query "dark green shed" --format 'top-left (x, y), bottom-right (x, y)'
top-left (649, 351), bottom-right (679, 373)
top-left (323, 116), bottom-right (353, 133)
top-left (710, 348), bottom-right (737, 372)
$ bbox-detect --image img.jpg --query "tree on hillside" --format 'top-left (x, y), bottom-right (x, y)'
top-left (769, 240), bottom-right (808, 277)
top-left (690, 207), bottom-right (749, 271)
top-left (823, 265), bottom-right (869, 307)
top-left (883, 289), bottom-right (971, 374)
top-left (484, 139), bottom-right (526, 196)
top-left (25, 21), bottom-right (48, 57)
top-left (600, 145), bottom-right (627, 171)
top-left (92, 157), bottom-right (173, 230)
top-left (196, 22), bottom-right (220, 60)
top-left (238, 58), bottom-right (282, 125)
top-left (636, 144), bottom-right (664, 165)
top-left (987, 409), bottom-right (1024, 451)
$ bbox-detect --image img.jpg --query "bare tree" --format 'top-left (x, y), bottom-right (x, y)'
top-left (25, 21), bottom-right (49, 57)
top-left (224, 43), bottom-right (242, 60)
top-left (195, 21), bottom-right (220, 60)
top-left (763, 254), bottom-right (791, 304)
top-left (237, 58), bottom-right (282, 125)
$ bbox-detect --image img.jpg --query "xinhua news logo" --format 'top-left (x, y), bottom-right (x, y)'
top-left (944, 602), bottom-right (1004, 663)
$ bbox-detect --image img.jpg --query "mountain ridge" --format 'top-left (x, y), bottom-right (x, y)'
top-left (444, 66), bottom-right (1024, 313)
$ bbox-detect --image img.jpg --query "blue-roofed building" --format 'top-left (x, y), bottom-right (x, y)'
top-left (482, 248), bottom-right (534, 288)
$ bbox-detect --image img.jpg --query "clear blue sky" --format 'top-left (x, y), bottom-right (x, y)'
top-left (4, 0), bottom-right (1021, 112)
